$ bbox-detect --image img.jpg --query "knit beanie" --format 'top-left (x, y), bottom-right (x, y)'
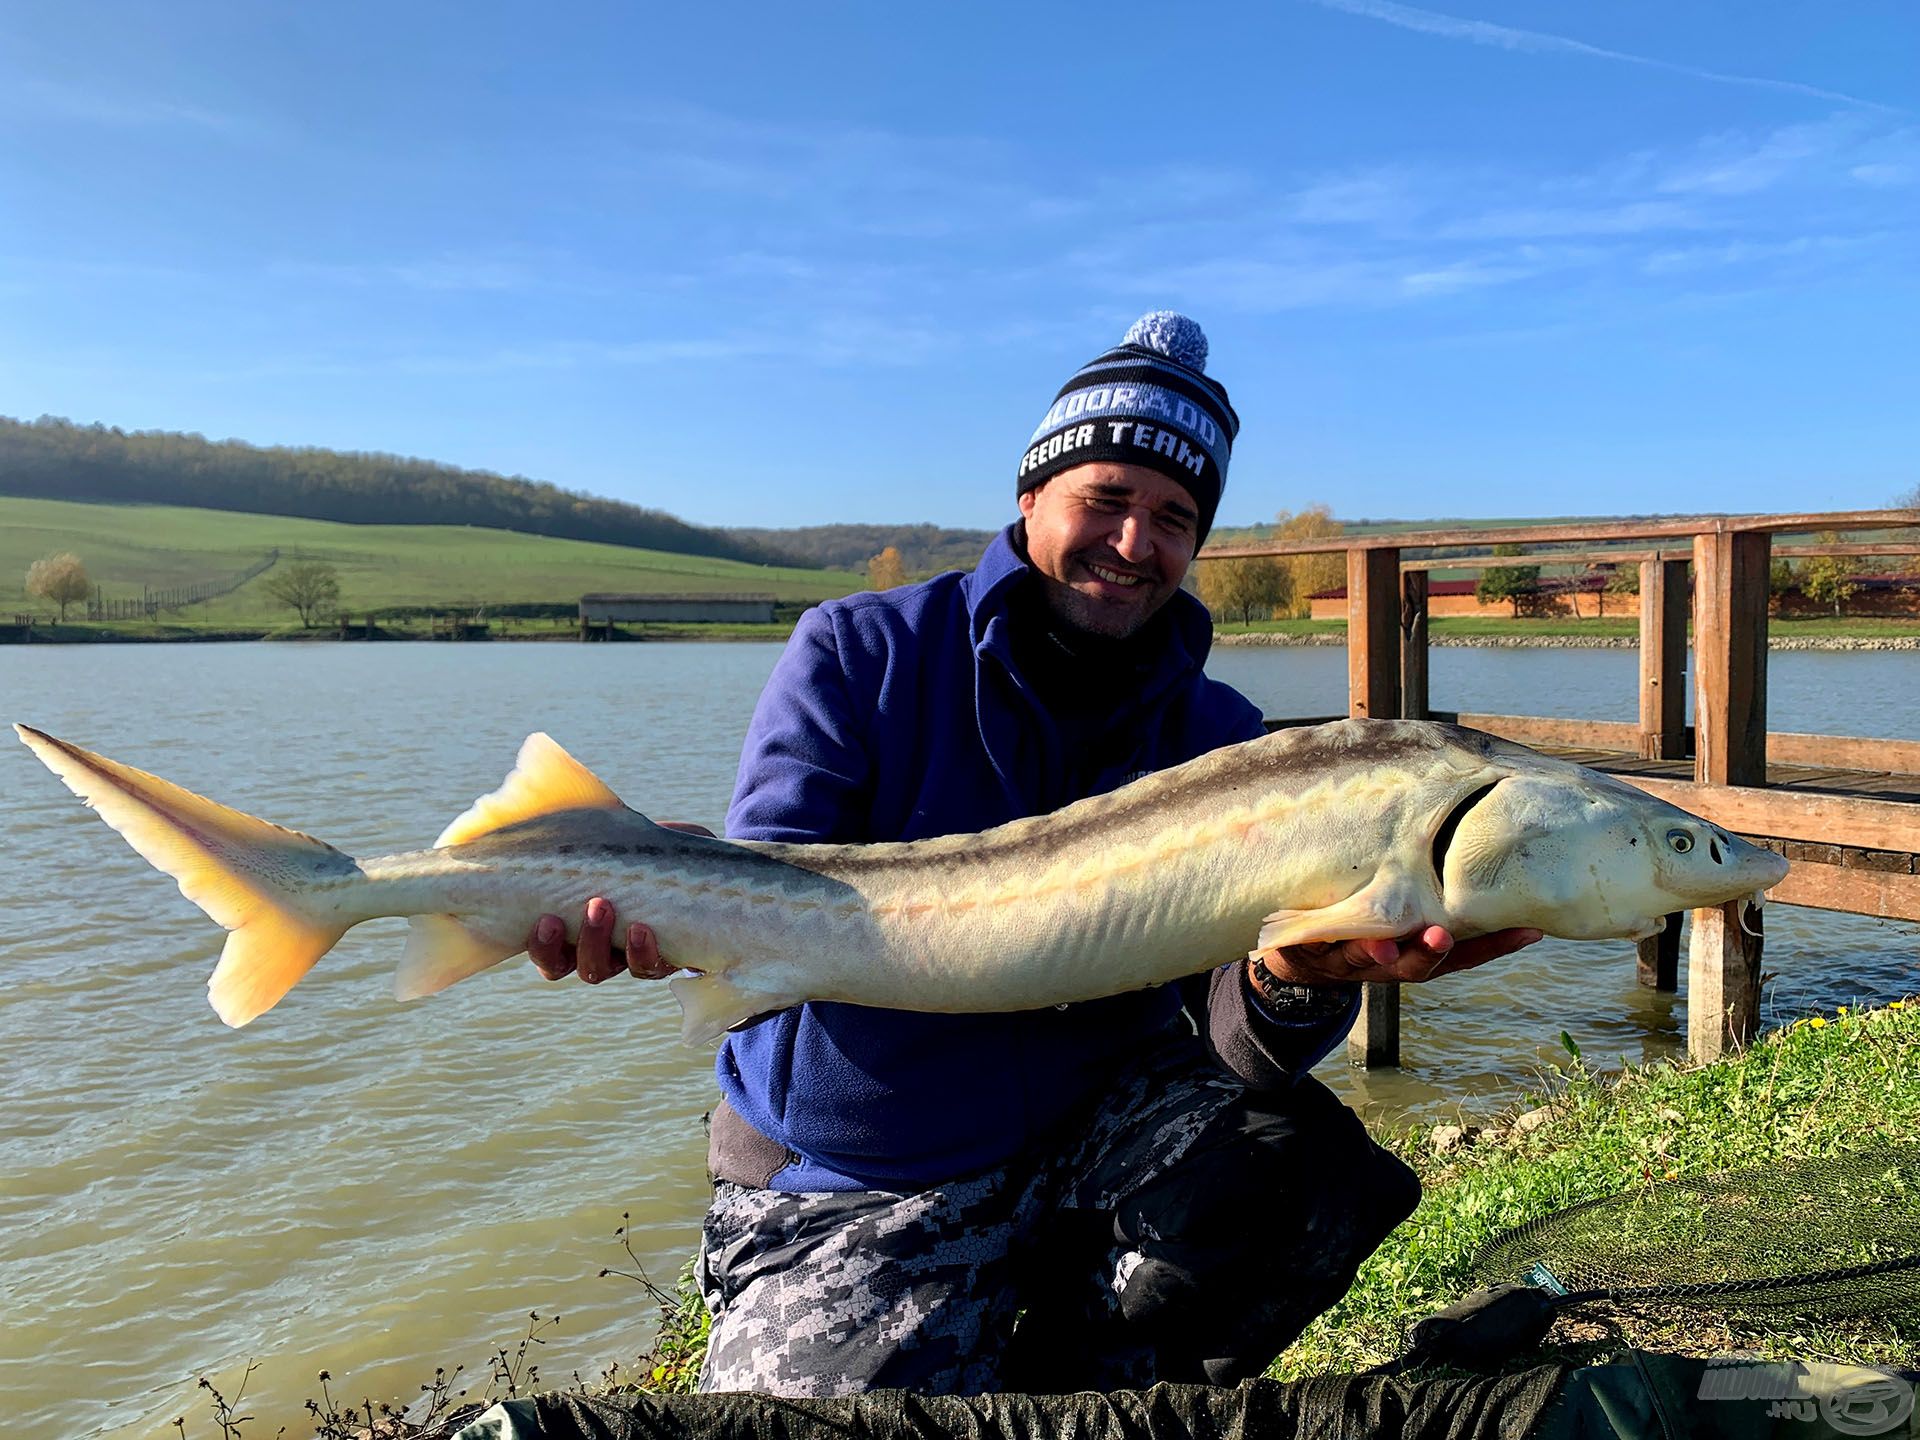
top-left (1016, 311), bottom-right (1240, 542)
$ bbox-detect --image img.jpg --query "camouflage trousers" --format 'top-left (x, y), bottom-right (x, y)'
top-left (694, 1047), bottom-right (1419, 1397)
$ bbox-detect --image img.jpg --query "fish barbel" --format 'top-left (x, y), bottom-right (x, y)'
top-left (15, 720), bottom-right (1787, 1041)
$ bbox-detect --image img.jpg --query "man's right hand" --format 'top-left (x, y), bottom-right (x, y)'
top-left (527, 822), bottom-right (714, 985)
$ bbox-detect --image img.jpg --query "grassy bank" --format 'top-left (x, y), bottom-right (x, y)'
top-left (1215, 616), bottom-right (1920, 640)
top-left (0, 496), bottom-right (861, 625)
top-left (1281, 999), bottom-right (1920, 1377)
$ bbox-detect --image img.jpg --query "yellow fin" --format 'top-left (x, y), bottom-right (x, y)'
top-left (436, 733), bottom-right (630, 847)
top-left (394, 914), bottom-right (520, 1001)
top-left (14, 724), bottom-right (357, 1027)
top-left (1252, 878), bottom-right (1421, 957)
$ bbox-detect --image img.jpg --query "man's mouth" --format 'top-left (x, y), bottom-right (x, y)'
top-left (1085, 563), bottom-right (1147, 588)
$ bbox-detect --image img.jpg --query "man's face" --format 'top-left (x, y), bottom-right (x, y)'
top-left (1017, 463), bottom-right (1200, 639)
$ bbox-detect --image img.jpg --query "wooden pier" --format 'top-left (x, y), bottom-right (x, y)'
top-left (1204, 509), bottom-right (1920, 1067)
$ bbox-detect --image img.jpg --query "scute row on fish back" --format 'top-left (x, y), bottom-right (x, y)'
top-left (13, 720), bottom-right (1788, 1041)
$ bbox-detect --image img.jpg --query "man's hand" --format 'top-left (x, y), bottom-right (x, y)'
top-left (1258, 925), bottom-right (1543, 987)
top-left (526, 822), bottom-right (715, 985)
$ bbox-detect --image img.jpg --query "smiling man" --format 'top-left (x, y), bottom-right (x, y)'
top-left (530, 313), bottom-right (1538, 1396)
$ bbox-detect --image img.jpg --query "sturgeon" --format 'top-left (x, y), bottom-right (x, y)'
top-left (15, 720), bottom-right (1787, 1042)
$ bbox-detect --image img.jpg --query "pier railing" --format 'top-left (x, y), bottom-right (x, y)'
top-left (1200, 509), bottom-right (1920, 1067)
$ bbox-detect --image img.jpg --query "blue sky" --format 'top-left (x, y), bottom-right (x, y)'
top-left (2, 1), bottom-right (1916, 530)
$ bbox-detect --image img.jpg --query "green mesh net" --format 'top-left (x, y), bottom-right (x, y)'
top-left (1470, 1145), bottom-right (1920, 1315)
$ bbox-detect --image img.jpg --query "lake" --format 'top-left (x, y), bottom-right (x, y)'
top-left (2, 641), bottom-right (1915, 1435)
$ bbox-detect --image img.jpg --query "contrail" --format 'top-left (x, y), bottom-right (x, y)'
top-left (1303, 0), bottom-right (1903, 115)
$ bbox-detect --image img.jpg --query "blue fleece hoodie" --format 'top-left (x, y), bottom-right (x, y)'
top-left (716, 527), bottom-right (1350, 1191)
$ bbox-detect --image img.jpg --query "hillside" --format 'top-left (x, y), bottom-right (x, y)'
top-left (0, 416), bottom-right (793, 568)
top-left (723, 523), bottom-right (996, 576)
top-left (0, 497), bottom-right (860, 622)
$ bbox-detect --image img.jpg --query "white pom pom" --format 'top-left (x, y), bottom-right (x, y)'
top-left (1123, 311), bottom-right (1209, 373)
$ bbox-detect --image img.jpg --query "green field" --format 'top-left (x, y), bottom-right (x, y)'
top-left (0, 497), bottom-right (862, 626)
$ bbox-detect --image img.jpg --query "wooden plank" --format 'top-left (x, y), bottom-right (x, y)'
top-left (1767, 732), bottom-right (1920, 775)
top-left (1350, 984), bottom-right (1401, 1068)
top-left (1200, 508), bottom-right (1920, 560)
top-left (1693, 531), bottom-right (1770, 788)
top-left (1636, 915), bottom-right (1681, 990)
top-left (1768, 861), bottom-right (1920, 923)
top-left (1400, 548), bottom-right (1672, 571)
top-left (1639, 558), bottom-right (1689, 760)
top-left (1456, 713), bottom-right (1642, 750)
top-left (1689, 899), bottom-right (1764, 1061)
top-left (1615, 775), bottom-right (1920, 852)
top-left (1347, 547), bottom-right (1400, 721)
top-left (1400, 570), bottom-right (1429, 722)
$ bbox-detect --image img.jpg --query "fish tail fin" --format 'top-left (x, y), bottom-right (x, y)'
top-left (668, 972), bottom-right (785, 1046)
top-left (395, 914), bottom-right (520, 1001)
top-left (14, 724), bottom-right (363, 1027)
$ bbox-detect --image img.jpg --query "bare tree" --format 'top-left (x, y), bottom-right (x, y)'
top-left (26, 552), bottom-right (89, 621)
top-left (262, 560), bottom-right (341, 628)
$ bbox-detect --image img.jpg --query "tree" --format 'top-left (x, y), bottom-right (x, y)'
top-left (1475, 544), bottom-right (1539, 618)
top-left (1197, 557), bottom-right (1292, 625)
top-left (26, 552), bottom-right (89, 620)
top-left (1801, 547), bottom-right (1863, 618)
top-left (867, 546), bottom-right (907, 591)
top-left (263, 559), bottom-right (341, 628)
top-left (1270, 506), bottom-right (1344, 619)
top-left (1603, 563), bottom-right (1640, 618)
top-left (1768, 557), bottom-right (1796, 615)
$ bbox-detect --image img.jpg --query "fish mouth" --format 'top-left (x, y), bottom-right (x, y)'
top-left (1431, 780), bottom-right (1503, 890)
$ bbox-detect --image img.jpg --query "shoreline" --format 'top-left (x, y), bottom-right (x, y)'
top-left (7, 627), bottom-right (1917, 651)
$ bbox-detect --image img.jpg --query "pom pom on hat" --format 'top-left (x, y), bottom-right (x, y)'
top-left (1122, 311), bottom-right (1209, 374)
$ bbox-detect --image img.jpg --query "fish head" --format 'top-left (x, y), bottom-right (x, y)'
top-left (1434, 770), bottom-right (1790, 941)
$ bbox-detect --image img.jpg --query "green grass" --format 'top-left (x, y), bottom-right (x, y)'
top-left (1280, 1000), bottom-right (1920, 1377)
top-left (0, 496), bottom-right (862, 625)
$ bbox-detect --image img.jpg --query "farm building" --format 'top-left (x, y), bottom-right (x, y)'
top-left (578, 593), bottom-right (779, 624)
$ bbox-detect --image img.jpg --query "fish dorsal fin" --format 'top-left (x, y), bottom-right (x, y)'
top-left (436, 733), bottom-right (629, 847)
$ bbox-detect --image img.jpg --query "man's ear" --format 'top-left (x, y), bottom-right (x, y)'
top-left (1017, 487), bottom-right (1039, 521)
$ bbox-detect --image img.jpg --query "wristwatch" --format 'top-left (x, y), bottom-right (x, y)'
top-left (1246, 957), bottom-right (1360, 1019)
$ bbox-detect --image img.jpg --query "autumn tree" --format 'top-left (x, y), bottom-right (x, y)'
top-left (1801, 544), bottom-right (1863, 618)
top-left (262, 559), bottom-right (341, 628)
top-left (1270, 505), bottom-right (1344, 619)
top-left (1198, 557), bottom-right (1292, 625)
top-left (26, 552), bottom-right (89, 620)
top-left (867, 546), bottom-right (907, 591)
top-left (1475, 544), bottom-right (1539, 618)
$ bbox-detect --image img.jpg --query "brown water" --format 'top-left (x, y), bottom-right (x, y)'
top-left (2, 642), bottom-right (1915, 1435)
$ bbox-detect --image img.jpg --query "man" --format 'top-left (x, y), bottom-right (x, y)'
top-left (529, 312), bottom-right (1539, 1396)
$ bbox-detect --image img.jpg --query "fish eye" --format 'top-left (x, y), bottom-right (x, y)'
top-left (1667, 829), bottom-right (1694, 853)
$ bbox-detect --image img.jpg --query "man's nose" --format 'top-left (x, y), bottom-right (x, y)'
top-left (1113, 511), bottom-right (1154, 562)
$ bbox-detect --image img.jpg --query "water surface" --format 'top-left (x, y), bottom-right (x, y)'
top-left (2, 642), bottom-right (1914, 1435)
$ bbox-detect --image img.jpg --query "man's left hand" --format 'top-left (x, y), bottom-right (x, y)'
top-left (1258, 926), bottom-right (1543, 987)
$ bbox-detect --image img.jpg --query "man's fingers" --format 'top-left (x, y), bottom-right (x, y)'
top-left (577, 897), bottom-right (617, 984)
top-left (625, 923), bottom-right (676, 981)
top-left (527, 913), bottom-right (575, 981)
top-left (1442, 927), bottom-right (1544, 972)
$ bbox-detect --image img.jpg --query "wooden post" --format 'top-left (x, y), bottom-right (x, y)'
top-left (1692, 531), bottom-right (1770, 787)
top-left (1347, 548), bottom-right (1401, 722)
top-left (1689, 898), bottom-right (1764, 1060)
top-left (1689, 529), bottom-right (1769, 1059)
top-left (1636, 914), bottom-right (1681, 990)
top-left (1399, 570), bottom-right (1429, 722)
top-left (1638, 558), bottom-right (1689, 760)
top-left (1348, 546), bottom-right (1402, 1067)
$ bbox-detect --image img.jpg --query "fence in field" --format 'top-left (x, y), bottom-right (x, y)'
top-left (84, 550), bottom-right (279, 621)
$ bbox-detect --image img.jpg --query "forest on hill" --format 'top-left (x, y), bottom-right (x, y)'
top-left (724, 522), bottom-right (996, 575)
top-left (0, 415), bottom-right (795, 568)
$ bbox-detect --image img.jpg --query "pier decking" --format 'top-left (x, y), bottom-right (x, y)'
top-left (1214, 508), bottom-right (1920, 1067)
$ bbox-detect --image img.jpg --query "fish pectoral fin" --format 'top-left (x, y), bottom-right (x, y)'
top-left (394, 914), bottom-right (521, 1001)
top-left (668, 972), bottom-right (791, 1047)
top-left (436, 733), bottom-right (634, 848)
top-left (1253, 879), bottom-right (1422, 956)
